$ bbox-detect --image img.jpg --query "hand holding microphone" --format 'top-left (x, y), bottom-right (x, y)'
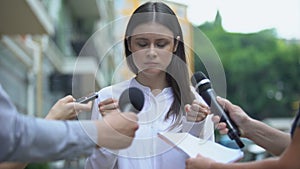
top-left (215, 96), bottom-right (250, 137)
top-left (192, 71), bottom-right (245, 148)
top-left (96, 87), bottom-right (144, 149)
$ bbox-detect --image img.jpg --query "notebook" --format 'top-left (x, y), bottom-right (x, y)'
top-left (158, 132), bottom-right (244, 163)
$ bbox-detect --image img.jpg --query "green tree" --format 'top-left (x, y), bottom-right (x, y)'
top-left (193, 14), bottom-right (300, 119)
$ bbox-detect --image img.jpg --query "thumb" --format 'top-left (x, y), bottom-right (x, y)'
top-left (216, 96), bottom-right (232, 111)
top-left (61, 95), bottom-right (75, 103)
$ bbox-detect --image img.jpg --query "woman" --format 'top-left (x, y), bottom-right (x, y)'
top-left (85, 2), bottom-right (215, 169)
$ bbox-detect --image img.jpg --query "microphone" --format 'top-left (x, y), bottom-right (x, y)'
top-left (192, 71), bottom-right (245, 148)
top-left (119, 87), bottom-right (145, 114)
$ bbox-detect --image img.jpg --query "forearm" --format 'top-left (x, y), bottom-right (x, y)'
top-left (0, 162), bottom-right (27, 169)
top-left (2, 117), bottom-right (97, 162)
top-left (243, 118), bottom-right (290, 156)
top-left (209, 158), bottom-right (280, 169)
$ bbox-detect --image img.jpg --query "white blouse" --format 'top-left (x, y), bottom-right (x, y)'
top-left (85, 78), bottom-right (215, 169)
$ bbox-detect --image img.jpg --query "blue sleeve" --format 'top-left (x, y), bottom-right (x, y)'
top-left (0, 85), bottom-right (97, 162)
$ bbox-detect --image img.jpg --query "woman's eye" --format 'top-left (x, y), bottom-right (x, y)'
top-left (137, 42), bottom-right (148, 47)
top-left (156, 43), bottom-right (166, 48)
top-left (156, 41), bottom-right (170, 48)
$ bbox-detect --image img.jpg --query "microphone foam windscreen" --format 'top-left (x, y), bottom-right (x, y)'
top-left (119, 87), bottom-right (144, 113)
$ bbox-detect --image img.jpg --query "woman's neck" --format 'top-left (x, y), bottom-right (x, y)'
top-left (136, 72), bottom-right (169, 92)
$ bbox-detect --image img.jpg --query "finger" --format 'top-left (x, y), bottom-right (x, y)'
top-left (99, 98), bottom-right (118, 106)
top-left (187, 111), bottom-right (198, 117)
top-left (186, 113), bottom-right (205, 121)
top-left (187, 109), bottom-right (207, 119)
top-left (189, 103), bottom-right (200, 112)
top-left (211, 115), bottom-right (220, 123)
top-left (190, 103), bottom-right (209, 116)
top-left (191, 100), bottom-right (209, 110)
top-left (219, 128), bottom-right (229, 135)
top-left (192, 100), bottom-right (208, 108)
top-left (216, 96), bottom-right (233, 112)
top-left (186, 103), bottom-right (208, 121)
top-left (61, 95), bottom-right (75, 103)
top-left (185, 104), bottom-right (197, 117)
top-left (215, 122), bottom-right (227, 130)
top-left (186, 115), bottom-right (197, 121)
top-left (74, 102), bottom-right (92, 112)
top-left (196, 113), bottom-right (207, 121)
top-left (188, 104), bottom-right (202, 117)
top-left (101, 108), bottom-right (122, 116)
top-left (100, 103), bottom-right (119, 111)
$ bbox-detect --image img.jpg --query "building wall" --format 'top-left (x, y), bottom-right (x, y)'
top-left (0, 0), bottom-right (111, 118)
top-left (0, 42), bottom-right (28, 114)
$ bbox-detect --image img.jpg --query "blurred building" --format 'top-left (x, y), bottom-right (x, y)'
top-left (0, 0), bottom-right (113, 117)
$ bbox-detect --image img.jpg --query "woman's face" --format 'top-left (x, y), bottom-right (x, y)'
top-left (128, 22), bottom-right (177, 76)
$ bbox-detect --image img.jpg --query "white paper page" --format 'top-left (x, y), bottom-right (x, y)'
top-left (158, 132), bottom-right (244, 163)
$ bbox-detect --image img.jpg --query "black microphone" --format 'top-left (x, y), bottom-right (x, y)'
top-left (119, 87), bottom-right (145, 114)
top-left (192, 71), bottom-right (245, 148)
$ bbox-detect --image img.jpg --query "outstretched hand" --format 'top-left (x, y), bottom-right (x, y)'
top-left (46, 95), bottom-right (92, 120)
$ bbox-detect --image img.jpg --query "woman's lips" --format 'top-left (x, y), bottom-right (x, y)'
top-left (144, 62), bottom-right (159, 66)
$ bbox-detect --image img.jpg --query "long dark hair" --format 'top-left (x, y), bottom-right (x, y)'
top-left (124, 2), bottom-right (194, 125)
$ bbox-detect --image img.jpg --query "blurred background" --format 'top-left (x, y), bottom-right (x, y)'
top-left (0, 0), bottom-right (299, 168)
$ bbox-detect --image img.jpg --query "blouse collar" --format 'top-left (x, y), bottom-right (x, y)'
top-left (131, 78), bottom-right (172, 97)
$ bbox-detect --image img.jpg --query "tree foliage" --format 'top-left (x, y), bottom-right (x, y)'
top-left (193, 18), bottom-right (300, 119)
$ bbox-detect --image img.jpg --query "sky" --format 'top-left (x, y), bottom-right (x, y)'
top-left (169, 0), bottom-right (300, 40)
